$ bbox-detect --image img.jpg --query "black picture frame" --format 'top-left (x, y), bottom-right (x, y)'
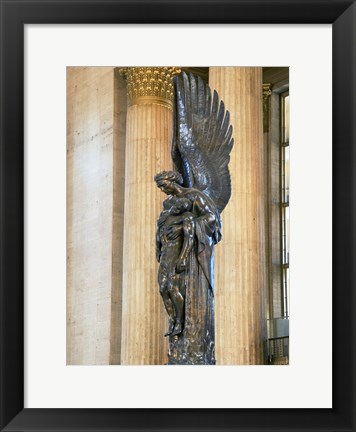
top-left (1, 1), bottom-right (355, 431)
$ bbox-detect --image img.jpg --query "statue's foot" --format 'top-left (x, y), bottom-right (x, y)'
top-left (171, 321), bottom-right (183, 336)
top-left (164, 319), bottom-right (175, 337)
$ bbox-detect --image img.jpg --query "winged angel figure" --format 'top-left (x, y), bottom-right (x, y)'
top-left (155, 72), bottom-right (234, 365)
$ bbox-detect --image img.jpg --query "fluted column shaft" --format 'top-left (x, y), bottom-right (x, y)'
top-left (209, 67), bottom-right (267, 364)
top-left (120, 67), bottom-right (180, 364)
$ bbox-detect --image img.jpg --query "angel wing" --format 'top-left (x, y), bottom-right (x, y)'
top-left (171, 72), bottom-right (234, 214)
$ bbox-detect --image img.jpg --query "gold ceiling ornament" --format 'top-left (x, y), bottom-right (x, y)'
top-left (262, 83), bottom-right (273, 133)
top-left (119, 67), bottom-right (181, 108)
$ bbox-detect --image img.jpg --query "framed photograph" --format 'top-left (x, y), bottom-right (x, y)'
top-left (1, 0), bottom-right (355, 431)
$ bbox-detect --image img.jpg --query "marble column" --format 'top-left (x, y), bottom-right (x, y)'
top-left (120, 67), bottom-right (181, 364)
top-left (67, 67), bottom-right (126, 365)
top-left (209, 67), bottom-right (268, 364)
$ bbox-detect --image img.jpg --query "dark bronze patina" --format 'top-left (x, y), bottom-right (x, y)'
top-left (155, 72), bottom-right (234, 365)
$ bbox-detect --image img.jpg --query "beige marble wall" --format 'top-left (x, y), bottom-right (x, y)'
top-left (67, 67), bottom-right (126, 365)
top-left (209, 67), bottom-right (268, 364)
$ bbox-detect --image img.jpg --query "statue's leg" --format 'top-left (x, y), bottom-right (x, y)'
top-left (168, 274), bottom-right (185, 336)
top-left (158, 269), bottom-right (175, 336)
top-left (176, 213), bottom-right (195, 273)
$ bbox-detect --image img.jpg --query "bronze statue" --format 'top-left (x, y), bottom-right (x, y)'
top-left (155, 72), bottom-right (234, 365)
top-left (156, 192), bottom-right (194, 336)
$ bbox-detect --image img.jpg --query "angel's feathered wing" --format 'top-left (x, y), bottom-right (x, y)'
top-left (171, 72), bottom-right (234, 214)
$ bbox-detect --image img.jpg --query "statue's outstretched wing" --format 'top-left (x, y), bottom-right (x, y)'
top-left (171, 72), bottom-right (234, 213)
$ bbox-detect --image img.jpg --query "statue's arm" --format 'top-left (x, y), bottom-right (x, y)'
top-left (170, 214), bottom-right (189, 224)
top-left (165, 215), bottom-right (185, 241)
top-left (193, 195), bottom-right (216, 225)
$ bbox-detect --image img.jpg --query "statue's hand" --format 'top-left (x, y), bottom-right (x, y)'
top-left (176, 258), bottom-right (187, 273)
top-left (166, 224), bottom-right (182, 240)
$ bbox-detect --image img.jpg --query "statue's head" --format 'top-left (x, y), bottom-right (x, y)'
top-left (164, 196), bottom-right (192, 215)
top-left (154, 170), bottom-right (183, 195)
